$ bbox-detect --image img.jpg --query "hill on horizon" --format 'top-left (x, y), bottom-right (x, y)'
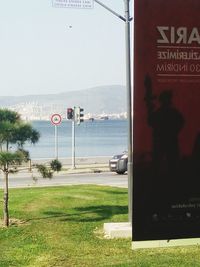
top-left (0, 85), bottom-right (127, 116)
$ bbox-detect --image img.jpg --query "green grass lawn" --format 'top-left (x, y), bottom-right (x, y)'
top-left (0, 185), bottom-right (200, 267)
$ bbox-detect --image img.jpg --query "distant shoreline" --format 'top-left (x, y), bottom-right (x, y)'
top-left (31, 156), bottom-right (111, 165)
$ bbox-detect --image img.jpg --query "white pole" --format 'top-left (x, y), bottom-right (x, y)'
top-left (55, 125), bottom-right (58, 159)
top-left (72, 119), bottom-right (76, 169)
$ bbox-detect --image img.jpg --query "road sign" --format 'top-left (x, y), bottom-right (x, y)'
top-left (51, 114), bottom-right (62, 125)
top-left (52, 0), bottom-right (94, 9)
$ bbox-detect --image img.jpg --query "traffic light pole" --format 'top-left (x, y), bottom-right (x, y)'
top-left (70, 106), bottom-right (84, 169)
top-left (94, 0), bottom-right (133, 222)
top-left (72, 114), bottom-right (76, 169)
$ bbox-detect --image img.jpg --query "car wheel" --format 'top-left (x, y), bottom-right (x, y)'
top-left (116, 171), bottom-right (125, 175)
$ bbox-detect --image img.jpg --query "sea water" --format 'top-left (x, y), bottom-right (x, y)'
top-left (23, 120), bottom-right (128, 159)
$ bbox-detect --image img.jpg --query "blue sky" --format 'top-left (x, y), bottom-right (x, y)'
top-left (0, 0), bottom-right (133, 96)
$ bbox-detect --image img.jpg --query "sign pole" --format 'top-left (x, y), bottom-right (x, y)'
top-left (55, 125), bottom-right (58, 159)
top-left (51, 113), bottom-right (62, 159)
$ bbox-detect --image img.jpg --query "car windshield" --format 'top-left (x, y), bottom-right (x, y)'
top-left (113, 155), bottom-right (123, 159)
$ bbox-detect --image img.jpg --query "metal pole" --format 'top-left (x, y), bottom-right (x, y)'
top-left (55, 125), bottom-right (58, 159)
top-left (94, 0), bottom-right (126, 22)
top-left (124, 0), bottom-right (133, 223)
top-left (94, 0), bottom-right (133, 223)
top-left (72, 117), bottom-right (76, 169)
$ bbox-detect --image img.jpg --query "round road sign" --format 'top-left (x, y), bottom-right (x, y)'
top-left (51, 114), bottom-right (62, 125)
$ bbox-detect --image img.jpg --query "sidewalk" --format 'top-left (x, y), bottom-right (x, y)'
top-left (17, 156), bottom-right (111, 176)
top-left (31, 156), bottom-right (111, 166)
top-left (12, 166), bottom-right (110, 178)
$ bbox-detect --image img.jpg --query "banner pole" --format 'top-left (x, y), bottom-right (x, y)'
top-left (124, 0), bottom-right (133, 223)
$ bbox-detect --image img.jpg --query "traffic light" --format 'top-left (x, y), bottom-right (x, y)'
top-left (67, 108), bottom-right (74, 120)
top-left (76, 107), bottom-right (84, 125)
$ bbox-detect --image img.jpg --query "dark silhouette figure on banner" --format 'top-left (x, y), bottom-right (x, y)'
top-left (191, 132), bottom-right (200, 189)
top-left (192, 133), bottom-right (200, 161)
top-left (144, 75), bottom-right (185, 174)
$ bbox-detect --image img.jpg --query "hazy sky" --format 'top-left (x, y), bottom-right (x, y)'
top-left (0, 0), bottom-right (133, 96)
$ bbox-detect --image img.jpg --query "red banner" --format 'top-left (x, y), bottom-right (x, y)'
top-left (133, 0), bottom-right (200, 241)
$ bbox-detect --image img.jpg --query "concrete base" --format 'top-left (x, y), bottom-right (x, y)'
top-left (132, 238), bottom-right (200, 250)
top-left (103, 222), bottom-right (132, 239)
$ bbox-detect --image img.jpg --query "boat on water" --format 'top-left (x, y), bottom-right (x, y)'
top-left (100, 116), bottom-right (109, 120)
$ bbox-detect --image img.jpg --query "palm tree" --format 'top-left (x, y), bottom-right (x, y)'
top-left (0, 109), bottom-right (40, 226)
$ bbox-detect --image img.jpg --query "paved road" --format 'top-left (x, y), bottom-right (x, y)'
top-left (0, 171), bottom-right (128, 189)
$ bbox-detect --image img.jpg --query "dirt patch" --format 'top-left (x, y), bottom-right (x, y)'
top-left (93, 226), bottom-right (109, 239)
top-left (0, 218), bottom-right (29, 228)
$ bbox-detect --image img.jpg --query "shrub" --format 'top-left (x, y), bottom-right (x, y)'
top-left (50, 159), bottom-right (62, 172)
top-left (36, 164), bottom-right (53, 178)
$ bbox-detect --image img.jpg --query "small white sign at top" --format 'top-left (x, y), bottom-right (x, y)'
top-left (52, 0), bottom-right (94, 9)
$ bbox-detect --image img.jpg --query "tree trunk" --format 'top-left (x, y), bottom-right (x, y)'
top-left (3, 170), bottom-right (9, 227)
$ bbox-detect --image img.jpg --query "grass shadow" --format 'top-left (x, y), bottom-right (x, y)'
top-left (66, 205), bottom-right (128, 222)
top-left (36, 205), bottom-right (128, 223)
top-left (98, 189), bottom-right (127, 195)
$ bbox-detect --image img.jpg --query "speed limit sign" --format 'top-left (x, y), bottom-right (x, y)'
top-left (51, 114), bottom-right (62, 125)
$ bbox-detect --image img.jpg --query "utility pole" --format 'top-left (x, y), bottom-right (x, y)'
top-left (94, 0), bottom-right (133, 222)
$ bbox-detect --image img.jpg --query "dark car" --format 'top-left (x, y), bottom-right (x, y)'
top-left (109, 152), bottom-right (128, 174)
